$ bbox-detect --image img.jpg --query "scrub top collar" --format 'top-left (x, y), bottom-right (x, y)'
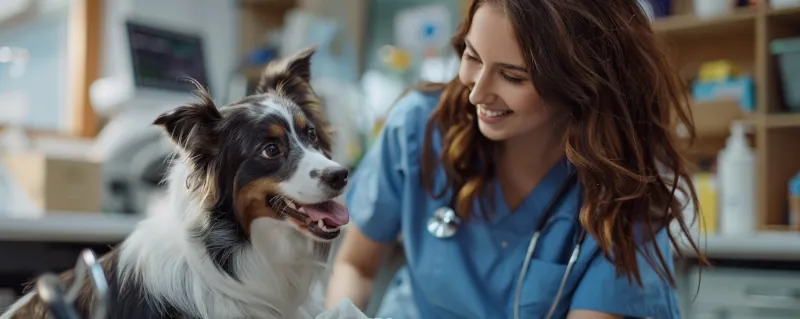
top-left (489, 156), bottom-right (576, 226)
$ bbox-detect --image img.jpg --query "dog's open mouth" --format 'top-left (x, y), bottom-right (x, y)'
top-left (273, 197), bottom-right (349, 240)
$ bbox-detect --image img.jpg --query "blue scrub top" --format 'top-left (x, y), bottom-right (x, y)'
top-left (346, 91), bottom-right (681, 319)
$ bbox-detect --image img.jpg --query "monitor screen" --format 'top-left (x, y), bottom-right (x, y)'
top-left (126, 21), bottom-right (209, 93)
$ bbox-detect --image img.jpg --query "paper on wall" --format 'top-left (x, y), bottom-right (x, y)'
top-left (394, 4), bottom-right (452, 57)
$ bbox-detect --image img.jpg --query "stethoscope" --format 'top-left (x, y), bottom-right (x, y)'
top-left (34, 249), bottom-right (109, 319)
top-left (427, 169), bottom-right (585, 319)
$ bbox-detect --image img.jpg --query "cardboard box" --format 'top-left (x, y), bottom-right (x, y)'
top-left (2, 152), bottom-right (102, 213)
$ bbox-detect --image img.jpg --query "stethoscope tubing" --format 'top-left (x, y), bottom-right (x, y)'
top-left (512, 169), bottom-right (582, 319)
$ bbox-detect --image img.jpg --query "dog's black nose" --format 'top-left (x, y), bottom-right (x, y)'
top-left (320, 167), bottom-right (349, 190)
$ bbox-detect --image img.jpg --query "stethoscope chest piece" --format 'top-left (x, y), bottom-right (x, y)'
top-left (427, 207), bottom-right (461, 238)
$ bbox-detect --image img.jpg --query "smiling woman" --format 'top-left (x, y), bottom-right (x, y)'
top-left (327, 0), bottom-right (704, 318)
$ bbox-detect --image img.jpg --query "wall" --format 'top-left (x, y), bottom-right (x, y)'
top-left (0, 2), bottom-right (69, 130)
top-left (0, 0), bottom-right (238, 132)
top-left (363, 0), bottom-right (462, 80)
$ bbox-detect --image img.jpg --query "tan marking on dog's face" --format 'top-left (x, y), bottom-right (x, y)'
top-left (268, 124), bottom-right (285, 137)
top-left (294, 114), bottom-right (307, 130)
top-left (235, 178), bottom-right (281, 234)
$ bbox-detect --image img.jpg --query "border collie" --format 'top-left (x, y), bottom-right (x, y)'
top-left (1, 46), bottom-right (351, 319)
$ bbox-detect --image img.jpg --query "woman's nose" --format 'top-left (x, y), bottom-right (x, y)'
top-left (468, 71), bottom-right (494, 106)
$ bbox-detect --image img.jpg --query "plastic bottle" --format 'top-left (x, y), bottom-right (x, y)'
top-left (717, 121), bottom-right (756, 236)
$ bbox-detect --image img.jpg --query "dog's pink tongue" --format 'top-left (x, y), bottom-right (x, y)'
top-left (305, 201), bottom-right (349, 227)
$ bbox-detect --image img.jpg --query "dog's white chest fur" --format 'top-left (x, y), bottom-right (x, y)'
top-left (118, 163), bottom-right (328, 319)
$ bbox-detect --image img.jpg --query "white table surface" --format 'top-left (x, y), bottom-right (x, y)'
top-left (677, 231), bottom-right (800, 261)
top-left (0, 213), bottom-right (798, 261)
top-left (0, 212), bottom-right (141, 243)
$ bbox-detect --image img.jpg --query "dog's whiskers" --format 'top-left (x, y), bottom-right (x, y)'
top-left (269, 195), bottom-right (291, 219)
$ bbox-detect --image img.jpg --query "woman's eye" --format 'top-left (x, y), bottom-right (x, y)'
top-left (308, 127), bottom-right (318, 142)
top-left (262, 144), bottom-right (281, 158)
top-left (464, 53), bottom-right (480, 63)
top-left (502, 73), bottom-right (524, 84)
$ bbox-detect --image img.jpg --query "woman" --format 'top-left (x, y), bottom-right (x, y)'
top-left (326, 0), bottom-right (705, 318)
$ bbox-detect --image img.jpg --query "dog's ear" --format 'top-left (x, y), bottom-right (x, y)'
top-left (153, 87), bottom-right (221, 156)
top-left (255, 46), bottom-right (316, 94)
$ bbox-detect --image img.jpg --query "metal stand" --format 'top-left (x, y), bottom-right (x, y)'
top-left (35, 249), bottom-right (109, 319)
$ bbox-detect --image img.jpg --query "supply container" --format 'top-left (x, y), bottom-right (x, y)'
top-left (717, 121), bottom-right (756, 235)
top-left (790, 171), bottom-right (800, 230)
top-left (771, 37), bottom-right (800, 112)
top-left (694, 172), bottom-right (719, 234)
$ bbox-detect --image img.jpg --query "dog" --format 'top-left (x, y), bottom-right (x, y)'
top-left (1, 46), bottom-right (352, 319)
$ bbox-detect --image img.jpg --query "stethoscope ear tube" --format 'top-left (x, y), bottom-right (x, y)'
top-left (34, 249), bottom-right (109, 319)
top-left (543, 244), bottom-right (582, 319)
top-left (513, 231), bottom-right (541, 319)
top-left (512, 169), bottom-right (583, 319)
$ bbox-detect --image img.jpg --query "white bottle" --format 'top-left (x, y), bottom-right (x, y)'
top-left (717, 121), bottom-right (756, 236)
top-left (694, 0), bottom-right (728, 19)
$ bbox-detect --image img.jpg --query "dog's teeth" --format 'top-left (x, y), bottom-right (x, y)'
top-left (284, 199), bottom-right (296, 209)
top-left (298, 207), bottom-right (306, 214)
top-left (314, 219), bottom-right (339, 233)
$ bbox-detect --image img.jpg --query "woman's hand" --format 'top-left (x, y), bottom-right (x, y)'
top-left (325, 224), bottom-right (396, 310)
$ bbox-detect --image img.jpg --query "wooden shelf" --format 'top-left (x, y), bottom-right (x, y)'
top-left (237, 0), bottom-right (297, 58)
top-left (653, 9), bottom-right (757, 39)
top-left (762, 224), bottom-right (795, 231)
top-left (239, 0), bottom-right (295, 11)
top-left (658, 0), bottom-right (800, 232)
top-left (766, 5), bottom-right (800, 20)
top-left (761, 113), bottom-right (800, 128)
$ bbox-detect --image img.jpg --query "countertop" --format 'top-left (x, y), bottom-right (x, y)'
top-left (1, 213), bottom-right (798, 261)
top-left (677, 231), bottom-right (800, 261)
top-left (0, 212), bottom-right (140, 243)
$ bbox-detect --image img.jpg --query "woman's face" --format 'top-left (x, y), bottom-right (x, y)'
top-left (458, 4), bottom-right (552, 142)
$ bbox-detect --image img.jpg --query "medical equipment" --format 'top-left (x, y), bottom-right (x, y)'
top-left (30, 248), bottom-right (372, 319)
top-left (426, 206), bottom-right (461, 238)
top-left (34, 249), bottom-right (109, 319)
top-left (90, 20), bottom-right (209, 215)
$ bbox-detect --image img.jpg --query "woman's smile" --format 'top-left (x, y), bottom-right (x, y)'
top-left (477, 104), bottom-right (514, 124)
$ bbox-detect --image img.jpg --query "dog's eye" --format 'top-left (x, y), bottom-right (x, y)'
top-left (307, 127), bottom-right (318, 142)
top-left (262, 144), bottom-right (281, 158)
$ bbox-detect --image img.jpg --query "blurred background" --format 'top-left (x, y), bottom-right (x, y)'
top-left (0, 0), bottom-right (799, 318)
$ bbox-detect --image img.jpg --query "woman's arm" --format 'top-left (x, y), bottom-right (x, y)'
top-left (324, 91), bottom-right (439, 310)
top-left (325, 225), bottom-right (395, 309)
top-left (568, 227), bottom-right (680, 319)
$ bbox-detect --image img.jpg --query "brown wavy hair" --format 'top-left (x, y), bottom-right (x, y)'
top-left (420, 0), bottom-right (708, 286)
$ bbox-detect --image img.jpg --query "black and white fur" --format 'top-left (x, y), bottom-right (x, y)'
top-left (1, 46), bottom-right (350, 319)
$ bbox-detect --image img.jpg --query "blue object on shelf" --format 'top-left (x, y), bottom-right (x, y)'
top-left (771, 37), bottom-right (800, 113)
top-left (246, 47), bottom-right (279, 65)
top-left (691, 75), bottom-right (756, 112)
top-left (790, 171), bottom-right (800, 197)
top-left (648, 0), bottom-right (671, 18)
top-left (638, 0), bottom-right (670, 19)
